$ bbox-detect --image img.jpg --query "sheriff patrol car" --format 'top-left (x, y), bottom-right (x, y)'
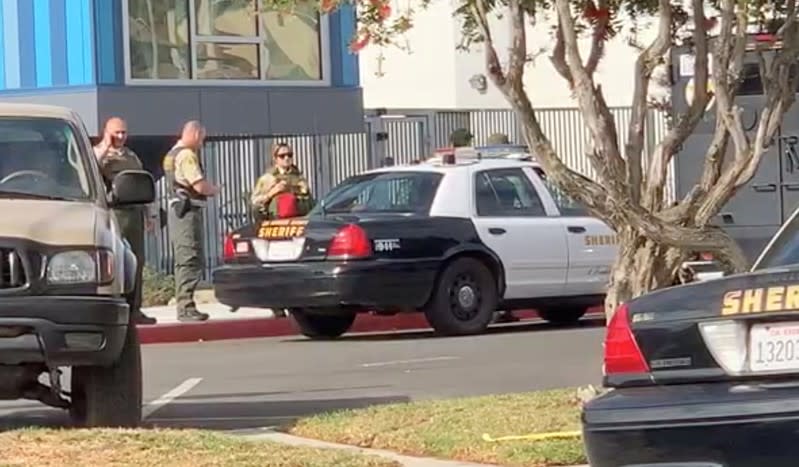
top-left (213, 145), bottom-right (618, 338)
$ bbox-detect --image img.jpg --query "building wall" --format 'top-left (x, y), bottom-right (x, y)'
top-left (0, 0), bottom-right (95, 89)
top-left (0, 1), bottom-right (364, 136)
top-left (359, 3), bottom-right (660, 110)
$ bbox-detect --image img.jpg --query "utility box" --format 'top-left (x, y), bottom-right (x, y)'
top-left (671, 39), bottom-right (799, 263)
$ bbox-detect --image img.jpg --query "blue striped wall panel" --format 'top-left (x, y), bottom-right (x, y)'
top-left (0, 0), bottom-right (95, 92)
top-left (329, 5), bottom-right (359, 88)
top-left (94, 0), bottom-right (122, 84)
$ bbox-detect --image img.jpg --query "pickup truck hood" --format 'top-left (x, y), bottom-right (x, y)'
top-left (0, 199), bottom-right (98, 245)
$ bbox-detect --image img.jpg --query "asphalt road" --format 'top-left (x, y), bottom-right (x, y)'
top-left (0, 316), bottom-right (605, 432)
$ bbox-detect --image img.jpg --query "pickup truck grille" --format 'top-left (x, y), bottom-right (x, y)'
top-left (0, 249), bottom-right (26, 289)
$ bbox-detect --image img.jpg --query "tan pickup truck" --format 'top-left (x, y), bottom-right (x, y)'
top-left (0, 103), bottom-right (154, 427)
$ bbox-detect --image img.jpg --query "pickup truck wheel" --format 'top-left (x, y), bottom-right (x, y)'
top-left (424, 257), bottom-right (497, 336)
top-left (69, 325), bottom-right (143, 427)
top-left (291, 308), bottom-right (356, 339)
top-left (538, 307), bottom-right (587, 325)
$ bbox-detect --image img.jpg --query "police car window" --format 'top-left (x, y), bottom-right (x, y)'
top-left (475, 168), bottom-right (546, 217)
top-left (0, 117), bottom-right (91, 201)
top-left (532, 167), bottom-right (589, 216)
top-left (310, 171), bottom-right (443, 215)
top-left (753, 215), bottom-right (799, 270)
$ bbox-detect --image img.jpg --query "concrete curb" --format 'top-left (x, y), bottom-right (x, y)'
top-left (244, 430), bottom-right (589, 467)
top-left (137, 308), bottom-right (604, 345)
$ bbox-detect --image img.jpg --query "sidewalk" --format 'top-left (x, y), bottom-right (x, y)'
top-left (245, 430), bottom-right (589, 467)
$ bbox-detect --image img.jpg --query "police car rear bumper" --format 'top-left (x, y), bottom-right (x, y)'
top-left (582, 381), bottom-right (799, 467)
top-left (212, 260), bottom-right (440, 311)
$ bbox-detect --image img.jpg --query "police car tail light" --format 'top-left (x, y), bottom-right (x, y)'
top-left (699, 320), bottom-right (748, 374)
top-left (604, 304), bottom-right (650, 375)
top-left (223, 234), bottom-right (250, 261)
top-left (328, 224), bottom-right (372, 259)
top-left (223, 235), bottom-right (236, 260)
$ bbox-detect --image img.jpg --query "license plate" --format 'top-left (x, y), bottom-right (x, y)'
top-left (749, 322), bottom-right (799, 372)
top-left (251, 238), bottom-right (305, 262)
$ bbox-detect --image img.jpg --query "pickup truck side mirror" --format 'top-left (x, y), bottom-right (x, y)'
top-left (110, 170), bottom-right (156, 207)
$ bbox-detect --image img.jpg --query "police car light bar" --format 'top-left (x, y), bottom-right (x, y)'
top-left (427, 144), bottom-right (536, 165)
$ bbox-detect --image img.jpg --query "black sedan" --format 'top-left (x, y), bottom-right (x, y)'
top-left (582, 212), bottom-right (799, 467)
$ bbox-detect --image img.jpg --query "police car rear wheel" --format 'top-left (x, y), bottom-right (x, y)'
top-left (291, 308), bottom-right (356, 340)
top-left (425, 257), bottom-right (497, 336)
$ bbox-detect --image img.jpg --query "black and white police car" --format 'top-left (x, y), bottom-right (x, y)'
top-left (213, 145), bottom-right (618, 338)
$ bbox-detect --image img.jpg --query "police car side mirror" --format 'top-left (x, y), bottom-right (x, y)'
top-left (110, 170), bottom-right (156, 207)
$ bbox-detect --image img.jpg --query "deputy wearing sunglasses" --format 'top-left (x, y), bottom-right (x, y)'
top-left (250, 142), bottom-right (314, 223)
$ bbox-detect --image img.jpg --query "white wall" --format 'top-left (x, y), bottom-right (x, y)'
top-left (359, 4), bottom-right (660, 110)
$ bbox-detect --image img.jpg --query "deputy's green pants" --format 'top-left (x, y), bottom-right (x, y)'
top-left (169, 206), bottom-right (205, 314)
top-left (116, 207), bottom-right (145, 313)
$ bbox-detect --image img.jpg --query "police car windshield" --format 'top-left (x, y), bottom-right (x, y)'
top-left (311, 171), bottom-right (444, 215)
top-left (0, 117), bottom-right (91, 201)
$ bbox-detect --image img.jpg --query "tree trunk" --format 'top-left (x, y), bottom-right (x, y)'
top-left (604, 228), bottom-right (687, 321)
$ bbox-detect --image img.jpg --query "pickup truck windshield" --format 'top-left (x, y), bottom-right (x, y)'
top-left (0, 117), bottom-right (91, 201)
top-left (310, 171), bottom-right (444, 215)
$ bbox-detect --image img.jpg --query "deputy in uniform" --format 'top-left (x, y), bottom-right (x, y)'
top-left (162, 121), bottom-right (219, 322)
top-left (250, 142), bottom-right (314, 223)
top-left (94, 117), bottom-right (157, 325)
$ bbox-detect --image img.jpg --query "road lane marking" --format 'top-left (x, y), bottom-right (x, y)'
top-left (143, 377), bottom-right (203, 419)
top-left (361, 356), bottom-right (459, 368)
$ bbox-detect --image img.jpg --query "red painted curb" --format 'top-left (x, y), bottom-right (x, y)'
top-left (138, 307), bottom-right (604, 344)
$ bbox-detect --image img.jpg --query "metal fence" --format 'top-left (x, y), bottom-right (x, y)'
top-left (143, 107), bottom-right (671, 278)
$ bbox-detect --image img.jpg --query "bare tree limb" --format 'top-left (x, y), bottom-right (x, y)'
top-left (584, 0), bottom-right (610, 77)
top-left (552, 0), bottom-right (627, 199)
top-left (642, 0), bottom-right (709, 212)
top-left (469, 0), bottom-right (609, 217)
top-left (506, 0), bottom-right (526, 87)
top-left (625, 0), bottom-right (671, 205)
top-left (550, 24), bottom-right (575, 87)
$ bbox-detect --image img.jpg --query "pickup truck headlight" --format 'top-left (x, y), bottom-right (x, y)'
top-left (47, 250), bottom-right (114, 284)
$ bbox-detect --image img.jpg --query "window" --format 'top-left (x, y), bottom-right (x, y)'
top-left (753, 213), bottom-right (799, 270)
top-left (474, 169), bottom-right (546, 217)
top-left (310, 172), bottom-right (443, 215)
top-left (532, 167), bottom-right (589, 216)
top-left (125, 0), bottom-right (324, 83)
top-left (0, 118), bottom-right (92, 201)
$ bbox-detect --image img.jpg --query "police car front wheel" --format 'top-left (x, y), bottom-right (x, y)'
top-left (424, 257), bottom-right (498, 336)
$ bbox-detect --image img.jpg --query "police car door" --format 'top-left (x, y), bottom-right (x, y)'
top-left (471, 167), bottom-right (568, 298)
top-left (529, 167), bottom-right (617, 295)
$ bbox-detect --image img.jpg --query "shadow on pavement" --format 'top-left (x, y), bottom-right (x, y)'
top-left (0, 394), bottom-right (410, 432)
top-left (144, 394), bottom-right (410, 431)
top-left (282, 315), bottom-right (606, 343)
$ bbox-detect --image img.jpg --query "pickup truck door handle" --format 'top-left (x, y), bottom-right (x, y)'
top-left (753, 183), bottom-right (777, 192)
top-left (567, 226), bottom-right (586, 234)
top-left (784, 183), bottom-right (799, 191)
top-left (488, 227), bottom-right (506, 235)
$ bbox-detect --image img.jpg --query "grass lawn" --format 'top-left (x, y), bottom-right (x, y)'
top-left (0, 428), bottom-right (400, 467)
top-left (290, 387), bottom-right (587, 467)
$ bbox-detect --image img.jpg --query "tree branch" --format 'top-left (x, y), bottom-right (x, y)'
top-left (625, 0), bottom-right (671, 205)
top-left (583, 0), bottom-right (610, 77)
top-left (641, 0), bottom-right (709, 212)
top-left (471, 0), bottom-right (609, 220)
top-left (550, 23), bottom-right (575, 88)
top-left (506, 0), bottom-right (526, 87)
top-left (552, 0), bottom-right (627, 200)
